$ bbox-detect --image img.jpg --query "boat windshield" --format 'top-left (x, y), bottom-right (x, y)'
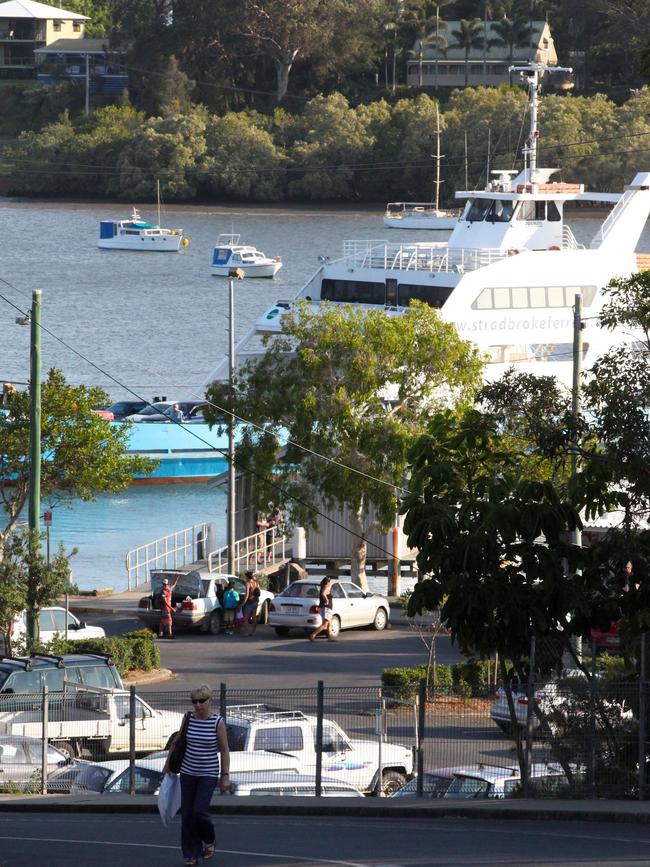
top-left (464, 199), bottom-right (493, 222)
top-left (487, 200), bottom-right (515, 223)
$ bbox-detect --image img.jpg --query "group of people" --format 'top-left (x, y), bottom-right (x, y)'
top-left (255, 506), bottom-right (283, 563)
top-left (222, 571), bottom-right (261, 636)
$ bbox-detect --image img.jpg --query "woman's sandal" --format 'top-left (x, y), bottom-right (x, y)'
top-left (203, 843), bottom-right (216, 860)
top-left (184, 859), bottom-right (199, 866)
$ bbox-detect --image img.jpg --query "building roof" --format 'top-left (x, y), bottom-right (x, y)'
top-left (34, 37), bottom-right (109, 54)
top-left (416, 20), bottom-right (552, 63)
top-left (0, 0), bottom-right (87, 20)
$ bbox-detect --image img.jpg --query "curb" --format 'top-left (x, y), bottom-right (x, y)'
top-left (123, 668), bottom-right (175, 686)
top-left (2, 796), bottom-right (650, 823)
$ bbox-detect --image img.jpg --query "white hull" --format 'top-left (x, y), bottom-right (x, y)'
top-left (98, 234), bottom-right (183, 251)
top-left (383, 213), bottom-right (458, 230)
top-left (211, 261), bottom-right (282, 278)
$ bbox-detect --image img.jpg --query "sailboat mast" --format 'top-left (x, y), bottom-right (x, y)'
top-left (157, 179), bottom-right (161, 227)
top-left (434, 104), bottom-right (441, 211)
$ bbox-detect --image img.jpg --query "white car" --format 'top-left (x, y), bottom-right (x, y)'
top-left (9, 607), bottom-right (105, 645)
top-left (70, 751), bottom-right (301, 795)
top-left (444, 762), bottom-right (572, 799)
top-left (268, 577), bottom-right (390, 638)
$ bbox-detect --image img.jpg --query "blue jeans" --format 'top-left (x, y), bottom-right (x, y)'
top-left (180, 773), bottom-right (218, 860)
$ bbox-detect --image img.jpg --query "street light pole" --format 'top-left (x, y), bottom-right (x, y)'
top-left (227, 268), bottom-right (244, 574)
top-left (27, 289), bottom-right (42, 647)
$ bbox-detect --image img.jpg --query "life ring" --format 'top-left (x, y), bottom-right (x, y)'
top-left (507, 248), bottom-right (520, 255)
top-left (548, 245), bottom-right (560, 251)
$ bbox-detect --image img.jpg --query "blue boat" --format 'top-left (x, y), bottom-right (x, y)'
top-left (121, 421), bottom-right (230, 483)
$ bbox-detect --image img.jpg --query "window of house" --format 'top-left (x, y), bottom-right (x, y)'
top-left (73, 21), bottom-right (80, 32)
top-left (53, 20), bottom-right (61, 31)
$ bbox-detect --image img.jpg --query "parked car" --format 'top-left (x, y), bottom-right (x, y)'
top-left (444, 762), bottom-right (572, 799)
top-left (100, 400), bottom-right (148, 421)
top-left (216, 771), bottom-right (364, 798)
top-left (127, 401), bottom-right (204, 423)
top-left (268, 577), bottom-right (390, 638)
top-left (70, 750), bottom-right (301, 795)
top-left (0, 735), bottom-right (74, 792)
top-left (7, 607), bottom-right (105, 647)
top-left (393, 768), bottom-right (459, 799)
top-left (0, 653), bottom-right (123, 697)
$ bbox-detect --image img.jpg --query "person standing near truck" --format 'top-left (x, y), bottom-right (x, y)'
top-left (158, 576), bottom-right (179, 640)
top-left (164, 685), bottom-right (230, 866)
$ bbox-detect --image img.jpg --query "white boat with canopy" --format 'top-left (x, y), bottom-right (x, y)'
top-left (205, 63), bottom-right (650, 390)
top-left (211, 234), bottom-right (283, 278)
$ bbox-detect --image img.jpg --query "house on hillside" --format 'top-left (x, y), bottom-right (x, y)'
top-left (407, 20), bottom-right (559, 89)
top-left (34, 37), bottom-right (127, 96)
top-left (0, 0), bottom-right (86, 78)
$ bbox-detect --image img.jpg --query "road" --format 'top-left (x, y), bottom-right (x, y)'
top-left (1, 813), bottom-right (648, 866)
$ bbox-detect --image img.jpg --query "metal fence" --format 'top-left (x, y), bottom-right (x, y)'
top-left (125, 523), bottom-right (209, 589)
top-left (1, 671), bottom-right (647, 800)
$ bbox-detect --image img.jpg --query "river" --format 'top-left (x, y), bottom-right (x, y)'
top-left (0, 198), bottom-right (648, 590)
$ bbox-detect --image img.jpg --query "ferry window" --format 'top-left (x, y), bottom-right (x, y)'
top-left (492, 287), bottom-right (510, 308)
top-left (517, 200), bottom-right (536, 221)
top-left (399, 283), bottom-right (453, 309)
top-left (547, 201), bottom-right (561, 221)
top-left (487, 200), bottom-right (515, 223)
top-left (547, 286), bottom-right (565, 307)
top-left (511, 287), bottom-right (529, 308)
top-left (536, 201), bottom-right (546, 220)
top-left (529, 286), bottom-right (546, 307)
top-left (581, 286), bottom-right (597, 306)
top-left (473, 288), bottom-right (492, 310)
top-left (385, 278), bottom-right (398, 307)
top-left (465, 199), bottom-right (492, 222)
top-left (321, 279), bottom-right (385, 305)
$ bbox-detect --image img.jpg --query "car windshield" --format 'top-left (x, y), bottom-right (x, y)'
top-left (395, 774), bottom-right (453, 797)
top-left (281, 583), bottom-right (321, 599)
top-left (137, 403), bottom-right (169, 416)
top-left (446, 775), bottom-right (491, 798)
top-left (73, 764), bottom-right (114, 793)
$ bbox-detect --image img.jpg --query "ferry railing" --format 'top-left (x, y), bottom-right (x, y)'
top-left (125, 522), bottom-right (209, 590)
top-left (207, 526), bottom-right (286, 575)
top-left (562, 225), bottom-right (585, 250)
top-left (341, 240), bottom-right (505, 274)
top-left (589, 189), bottom-right (633, 248)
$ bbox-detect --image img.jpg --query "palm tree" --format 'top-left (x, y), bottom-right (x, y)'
top-left (450, 17), bottom-right (485, 86)
top-left (492, 12), bottom-right (531, 83)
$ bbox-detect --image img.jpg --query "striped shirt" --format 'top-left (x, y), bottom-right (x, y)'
top-left (180, 713), bottom-right (222, 778)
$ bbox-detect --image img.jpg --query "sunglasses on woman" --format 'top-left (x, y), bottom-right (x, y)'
top-left (191, 697), bottom-right (209, 705)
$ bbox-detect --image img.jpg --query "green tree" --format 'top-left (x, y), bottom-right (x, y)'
top-left (204, 301), bottom-right (483, 588)
top-left (157, 55), bottom-right (194, 117)
top-left (450, 17), bottom-right (484, 86)
top-left (490, 11), bottom-right (530, 83)
top-left (64, 0), bottom-right (111, 36)
top-left (0, 369), bottom-right (154, 557)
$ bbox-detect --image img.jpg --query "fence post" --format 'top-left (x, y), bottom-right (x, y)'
top-left (640, 633), bottom-right (647, 801)
top-left (589, 640), bottom-right (597, 798)
top-left (417, 678), bottom-right (426, 797)
top-left (41, 686), bottom-right (48, 795)
top-left (129, 685), bottom-right (136, 795)
top-left (524, 635), bottom-right (535, 798)
top-left (220, 682), bottom-right (227, 720)
top-left (315, 680), bottom-right (324, 797)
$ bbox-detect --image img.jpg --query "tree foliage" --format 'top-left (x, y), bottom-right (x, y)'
top-left (0, 369), bottom-right (155, 555)
top-left (204, 301), bottom-right (483, 587)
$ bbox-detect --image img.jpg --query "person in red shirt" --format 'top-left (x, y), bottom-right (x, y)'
top-left (158, 576), bottom-right (179, 639)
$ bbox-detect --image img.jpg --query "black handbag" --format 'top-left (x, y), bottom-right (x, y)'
top-left (168, 712), bottom-right (190, 774)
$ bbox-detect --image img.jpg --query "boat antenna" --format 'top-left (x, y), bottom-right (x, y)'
top-left (486, 126), bottom-right (491, 184)
top-left (508, 61), bottom-right (573, 184)
top-left (464, 129), bottom-right (468, 190)
top-left (433, 103), bottom-right (444, 210)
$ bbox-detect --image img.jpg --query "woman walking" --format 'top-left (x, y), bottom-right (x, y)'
top-left (164, 685), bottom-right (230, 866)
top-left (309, 577), bottom-right (336, 642)
top-left (241, 571), bottom-right (261, 636)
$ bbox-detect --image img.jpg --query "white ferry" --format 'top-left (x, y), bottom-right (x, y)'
top-left (211, 234), bottom-right (283, 278)
top-left (204, 63), bottom-right (650, 389)
top-left (98, 208), bottom-right (186, 251)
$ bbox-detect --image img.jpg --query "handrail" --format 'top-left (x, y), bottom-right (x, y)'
top-left (341, 239), bottom-right (504, 274)
top-left (125, 522), bottom-right (209, 590)
top-left (207, 526), bottom-right (286, 574)
top-left (589, 190), bottom-right (633, 248)
top-left (561, 225), bottom-right (585, 250)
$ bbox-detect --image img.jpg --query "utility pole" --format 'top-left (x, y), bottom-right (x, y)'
top-left (570, 292), bottom-right (583, 662)
top-left (227, 268), bottom-right (244, 574)
top-left (27, 289), bottom-right (42, 647)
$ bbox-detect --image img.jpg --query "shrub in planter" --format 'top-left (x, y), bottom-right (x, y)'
top-left (381, 667), bottom-right (423, 700)
top-left (453, 659), bottom-right (497, 694)
top-left (121, 630), bottom-right (160, 671)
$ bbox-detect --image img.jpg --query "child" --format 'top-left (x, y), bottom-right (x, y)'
top-left (223, 580), bottom-right (240, 635)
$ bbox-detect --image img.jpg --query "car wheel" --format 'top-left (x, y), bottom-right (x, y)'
top-left (329, 615), bottom-right (341, 638)
top-left (274, 626), bottom-right (290, 637)
top-left (208, 612), bottom-right (222, 635)
top-left (373, 607), bottom-right (388, 631)
top-left (381, 770), bottom-right (407, 797)
top-left (53, 740), bottom-right (76, 759)
top-left (258, 601), bottom-right (269, 625)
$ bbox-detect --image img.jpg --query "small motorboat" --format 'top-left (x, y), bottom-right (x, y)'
top-left (97, 207), bottom-right (187, 251)
top-left (211, 234), bottom-right (283, 278)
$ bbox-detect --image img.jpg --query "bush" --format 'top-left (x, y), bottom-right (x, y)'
top-left (453, 659), bottom-right (499, 693)
top-left (381, 663), bottom-right (453, 699)
top-left (49, 631), bottom-right (159, 677)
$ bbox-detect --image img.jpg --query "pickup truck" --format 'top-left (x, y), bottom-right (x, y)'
top-left (225, 703), bottom-right (414, 796)
top-left (0, 683), bottom-right (183, 759)
top-left (136, 569), bottom-right (274, 634)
